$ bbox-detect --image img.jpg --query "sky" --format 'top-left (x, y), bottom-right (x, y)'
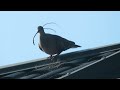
top-left (0, 11), bottom-right (120, 67)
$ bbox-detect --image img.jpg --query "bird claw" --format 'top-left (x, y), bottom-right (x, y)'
top-left (51, 55), bottom-right (60, 62)
top-left (47, 55), bottom-right (58, 60)
top-left (47, 56), bottom-right (54, 61)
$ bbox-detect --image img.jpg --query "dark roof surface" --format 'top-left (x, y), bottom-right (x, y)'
top-left (0, 43), bottom-right (120, 79)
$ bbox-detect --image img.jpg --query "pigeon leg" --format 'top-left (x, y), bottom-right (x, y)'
top-left (55, 54), bottom-right (60, 60)
top-left (56, 52), bottom-right (62, 60)
top-left (47, 55), bottom-right (53, 60)
top-left (53, 52), bottom-right (61, 62)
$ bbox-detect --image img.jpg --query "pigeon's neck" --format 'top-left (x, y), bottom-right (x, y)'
top-left (39, 31), bottom-right (45, 36)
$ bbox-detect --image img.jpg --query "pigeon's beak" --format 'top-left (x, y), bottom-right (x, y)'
top-left (33, 31), bottom-right (38, 45)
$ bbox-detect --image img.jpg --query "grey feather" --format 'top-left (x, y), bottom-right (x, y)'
top-left (33, 26), bottom-right (81, 57)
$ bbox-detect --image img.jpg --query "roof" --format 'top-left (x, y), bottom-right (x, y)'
top-left (0, 43), bottom-right (120, 79)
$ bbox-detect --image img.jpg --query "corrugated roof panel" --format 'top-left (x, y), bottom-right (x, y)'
top-left (0, 43), bottom-right (120, 79)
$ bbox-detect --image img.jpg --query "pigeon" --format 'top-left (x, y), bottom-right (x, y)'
top-left (33, 26), bottom-right (81, 59)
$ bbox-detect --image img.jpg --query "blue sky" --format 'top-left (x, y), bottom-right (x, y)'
top-left (0, 11), bottom-right (120, 67)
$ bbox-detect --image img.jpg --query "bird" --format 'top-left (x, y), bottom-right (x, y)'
top-left (33, 24), bottom-right (81, 60)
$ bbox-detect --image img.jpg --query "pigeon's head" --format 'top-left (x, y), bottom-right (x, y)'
top-left (37, 26), bottom-right (45, 34)
top-left (33, 26), bottom-right (45, 45)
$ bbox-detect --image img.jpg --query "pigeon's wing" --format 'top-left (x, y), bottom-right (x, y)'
top-left (40, 34), bottom-right (80, 55)
top-left (53, 35), bottom-right (76, 51)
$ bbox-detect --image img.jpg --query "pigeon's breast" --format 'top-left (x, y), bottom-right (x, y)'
top-left (40, 35), bottom-right (58, 55)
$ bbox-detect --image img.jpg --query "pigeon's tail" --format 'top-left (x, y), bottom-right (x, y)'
top-left (72, 44), bottom-right (81, 48)
top-left (68, 41), bottom-right (81, 48)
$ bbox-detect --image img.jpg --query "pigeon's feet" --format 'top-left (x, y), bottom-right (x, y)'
top-left (47, 55), bottom-right (59, 61)
top-left (47, 55), bottom-right (56, 65)
top-left (47, 55), bottom-right (53, 60)
top-left (52, 54), bottom-right (60, 62)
